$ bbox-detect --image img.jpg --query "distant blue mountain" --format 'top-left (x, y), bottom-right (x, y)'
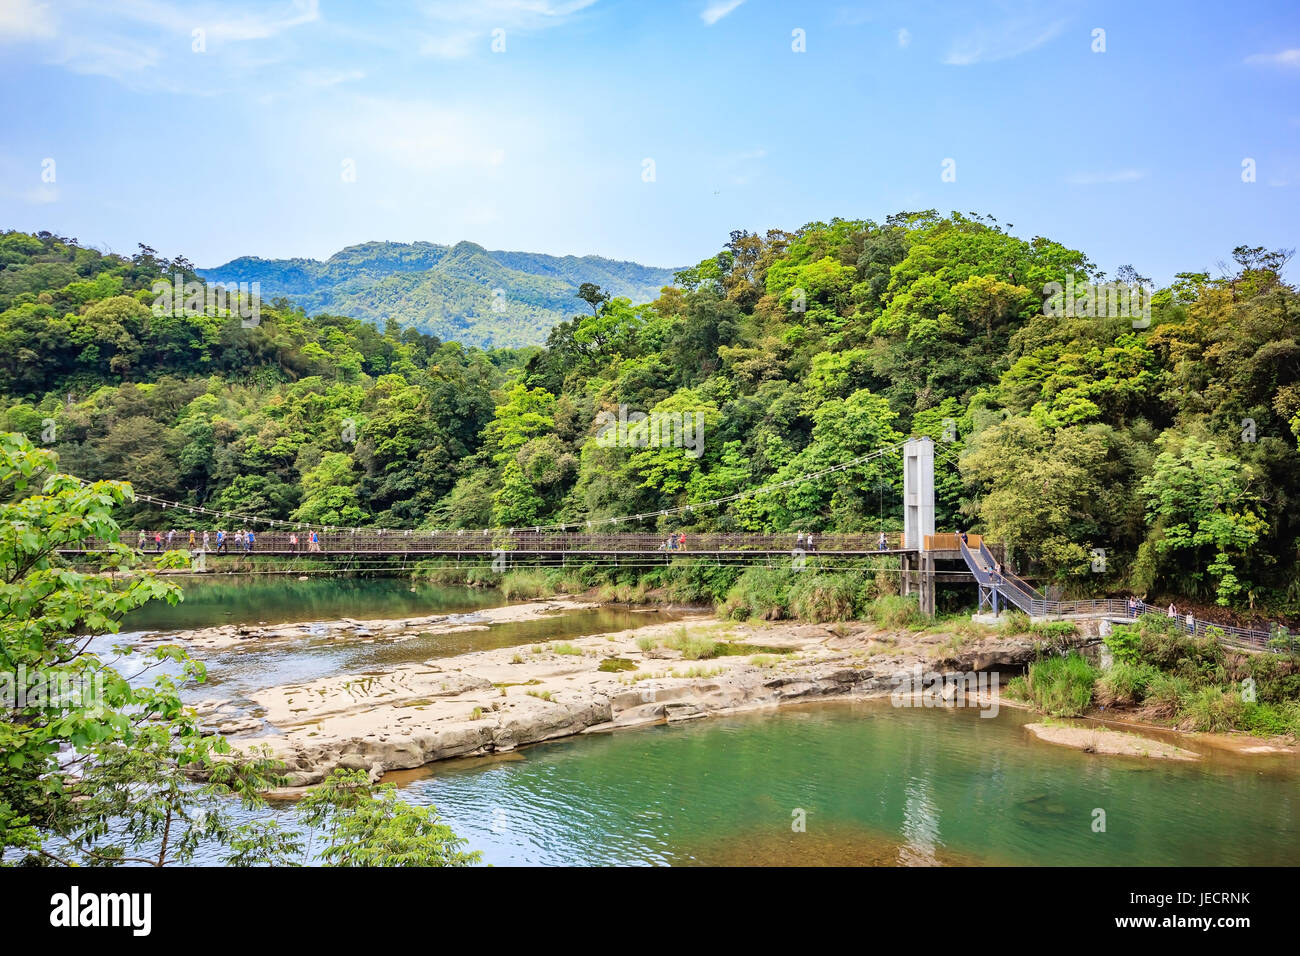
top-left (199, 240), bottom-right (680, 348)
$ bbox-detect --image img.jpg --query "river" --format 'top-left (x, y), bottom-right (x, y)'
top-left (115, 574), bottom-right (1300, 866)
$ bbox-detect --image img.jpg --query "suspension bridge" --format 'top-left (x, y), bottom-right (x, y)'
top-left (55, 436), bottom-right (1287, 649)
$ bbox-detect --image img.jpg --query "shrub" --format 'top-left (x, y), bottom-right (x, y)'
top-left (1225, 651), bottom-right (1300, 705)
top-left (1103, 624), bottom-right (1142, 665)
top-left (1238, 700), bottom-right (1300, 737)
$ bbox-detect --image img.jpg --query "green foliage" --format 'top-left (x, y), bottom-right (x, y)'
top-left (720, 568), bottom-right (793, 621)
top-left (1095, 661), bottom-right (1161, 707)
top-left (1025, 652), bottom-right (1097, 716)
top-left (868, 594), bottom-right (925, 629)
top-left (1103, 623), bottom-right (1143, 665)
top-left (0, 432), bottom-right (479, 866)
top-left (5, 219), bottom-right (1300, 615)
top-left (296, 769), bottom-right (481, 866)
top-left (200, 241), bottom-right (677, 349)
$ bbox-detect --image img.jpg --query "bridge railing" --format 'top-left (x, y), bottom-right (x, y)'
top-left (66, 530), bottom-right (910, 555)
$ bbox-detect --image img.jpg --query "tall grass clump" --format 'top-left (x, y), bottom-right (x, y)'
top-left (789, 572), bottom-right (860, 622)
top-left (500, 569), bottom-right (554, 600)
top-left (1094, 661), bottom-right (1161, 707)
top-left (868, 594), bottom-right (924, 630)
top-left (1025, 651), bottom-right (1097, 716)
top-left (663, 627), bottom-right (721, 660)
top-left (1176, 685), bottom-right (1245, 732)
top-left (720, 568), bottom-right (792, 621)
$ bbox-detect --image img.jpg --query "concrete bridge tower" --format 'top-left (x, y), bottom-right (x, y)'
top-left (901, 437), bottom-right (937, 616)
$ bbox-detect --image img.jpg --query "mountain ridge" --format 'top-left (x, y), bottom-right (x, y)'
top-left (198, 240), bottom-right (681, 348)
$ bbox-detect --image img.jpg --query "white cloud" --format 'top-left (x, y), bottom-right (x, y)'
top-left (897, 27), bottom-right (911, 49)
top-left (701, 0), bottom-right (743, 26)
top-left (0, 0), bottom-right (56, 40)
top-left (50, 33), bottom-right (163, 81)
top-left (418, 31), bottom-right (478, 58)
top-left (944, 17), bottom-right (1064, 65)
top-left (1245, 49), bottom-right (1300, 69)
top-left (299, 67), bottom-right (365, 88)
top-left (416, 0), bottom-right (598, 56)
top-left (1065, 169), bottom-right (1147, 185)
top-left (111, 0), bottom-right (320, 43)
top-left (6, 0), bottom-right (321, 90)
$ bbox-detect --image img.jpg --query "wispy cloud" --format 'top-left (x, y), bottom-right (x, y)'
top-left (1245, 48), bottom-right (1300, 69)
top-left (112, 0), bottom-right (320, 42)
top-left (897, 28), bottom-right (911, 49)
top-left (944, 17), bottom-right (1064, 65)
top-left (1065, 169), bottom-right (1147, 185)
top-left (5, 0), bottom-right (321, 90)
top-left (417, 0), bottom-right (598, 57)
top-left (299, 67), bottom-right (365, 88)
top-left (701, 0), bottom-right (743, 26)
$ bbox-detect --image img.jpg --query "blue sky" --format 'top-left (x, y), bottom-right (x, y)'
top-left (1, 0), bottom-right (1297, 283)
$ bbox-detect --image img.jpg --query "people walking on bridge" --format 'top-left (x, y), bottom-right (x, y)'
top-left (247, 529), bottom-right (255, 551)
top-left (310, 531), bottom-right (320, 552)
top-left (878, 531), bottom-right (888, 551)
top-left (216, 529), bottom-right (227, 554)
top-left (1167, 602), bottom-right (1177, 619)
top-left (959, 530), bottom-right (969, 547)
top-left (806, 533), bottom-right (815, 553)
top-left (137, 529), bottom-right (145, 551)
top-left (290, 532), bottom-right (298, 552)
top-left (188, 529), bottom-right (196, 549)
top-left (153, 531), bottom-right (162, 552)
top-left (678, 532), bottom-right (686, 551)
top-left (796, 531), bottom-right (805, 552)
top-left (166, 529), bottom-right (175, 549)
top-left (202, 530), bottom-right (209, 551)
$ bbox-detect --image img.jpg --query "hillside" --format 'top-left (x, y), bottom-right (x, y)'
top-left (198, 240), bottom-right (679, 348)
top-left (2, 217), bottom-right (1298, 619)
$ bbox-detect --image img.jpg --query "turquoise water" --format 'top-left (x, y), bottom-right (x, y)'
top-left (111, 574), bottom-right (679, 700)
top-left (379, 700), bottom-right (1299, 866)
top-left (120, 574), bottom-right (504, 632)
top-left (111, 576), bottom-right (1299, 866)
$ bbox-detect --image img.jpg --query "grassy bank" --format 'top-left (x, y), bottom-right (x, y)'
top-left (1006, 613), bottom-right (1300, 737)
top-left (411, 556), bottom-right (916, 622)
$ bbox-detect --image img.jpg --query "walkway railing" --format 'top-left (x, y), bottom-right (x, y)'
top-left (957, 541), bottom-right (1284, 651)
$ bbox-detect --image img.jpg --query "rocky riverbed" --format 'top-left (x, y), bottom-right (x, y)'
top-left (197, 611), bottom-right (1083, 789)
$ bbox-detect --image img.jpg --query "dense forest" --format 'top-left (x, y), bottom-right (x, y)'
top-left (199, 240), bottom-right (679, 348)
top-left (2, 214), bottom-right (1297, 614)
